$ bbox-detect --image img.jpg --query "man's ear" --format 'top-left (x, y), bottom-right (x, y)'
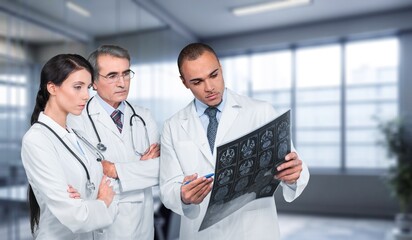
top-left (92, 82), bottom-right (98, 91)
top-left (180, 76), bottom-right (188, 89)
top-left (46, 82), bottom-right (57, 96)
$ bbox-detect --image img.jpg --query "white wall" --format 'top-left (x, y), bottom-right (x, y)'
top-left (95, 28), bottom-right (190, 64)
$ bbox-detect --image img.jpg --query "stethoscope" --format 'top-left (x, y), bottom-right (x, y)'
top-left (86, 96), bottom-right (150, 156)
top-left (36, 121), bottom-right (105, 194)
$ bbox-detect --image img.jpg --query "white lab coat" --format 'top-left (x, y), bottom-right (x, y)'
top-left (21, 112), bottom-right (117, 239)
top-left (160, 89), bottom-right (310, 240)
top-left (67, 97), bottom-right (160, 239)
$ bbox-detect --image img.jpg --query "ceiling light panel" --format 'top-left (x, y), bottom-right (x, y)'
top-left (232, 0), bottom-right (312, 16)
top-left (66, 1), bottom-right (91, 18)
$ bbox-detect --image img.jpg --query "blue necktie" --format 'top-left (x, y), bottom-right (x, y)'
top-left (205, 107), bottom-right (219, 153)
top-left (110, 110), bottom-right (123, 133)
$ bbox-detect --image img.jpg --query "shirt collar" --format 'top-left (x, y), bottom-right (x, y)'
top-left (195, 88), bottom-right (227, 117)
top-left (38, 112), bottom-right (69, 138)
top-left (95, 93), bottom-right (126, 115)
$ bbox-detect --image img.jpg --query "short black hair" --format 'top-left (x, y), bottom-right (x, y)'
top-left (177, 43), bottom-right (218, 76)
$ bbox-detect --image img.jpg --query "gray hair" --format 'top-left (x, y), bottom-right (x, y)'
top-left (88, 44), bottom-right (131, 81)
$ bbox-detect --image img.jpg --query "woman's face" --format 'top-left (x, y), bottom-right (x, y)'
top-left (53, 69), bottom-right (92, 116)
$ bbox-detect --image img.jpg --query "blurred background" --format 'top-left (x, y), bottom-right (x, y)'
top-left (0, 0), bottom-right (412, 239)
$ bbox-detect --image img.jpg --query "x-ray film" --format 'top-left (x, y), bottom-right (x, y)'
top-left (199, 110), bottom-right (291, 231)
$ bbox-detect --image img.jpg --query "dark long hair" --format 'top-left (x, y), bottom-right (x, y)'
top-left (28, 54), bottom-right (94, 234)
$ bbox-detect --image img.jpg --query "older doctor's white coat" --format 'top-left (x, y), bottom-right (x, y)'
top-left (160, 89), bottom-right (309, 240)
top-left (21, 112), bottom-right (117, 239)
top-left (68, 96), bottom-right (160, 239)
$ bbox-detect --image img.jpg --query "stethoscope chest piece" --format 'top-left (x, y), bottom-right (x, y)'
top-left (97, 142), bottom-right (107, 152)
top-left (86, 180), bottom-right (95, 193)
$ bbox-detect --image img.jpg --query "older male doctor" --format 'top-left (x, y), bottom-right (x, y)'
top-left (68, 45), bottom-right (160, 239)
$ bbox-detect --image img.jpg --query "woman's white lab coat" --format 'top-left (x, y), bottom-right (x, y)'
top-left (21, 112), bottom-right (117, 239)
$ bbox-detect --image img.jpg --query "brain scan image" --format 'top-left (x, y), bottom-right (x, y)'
top-left (235, 176), bottom-right (249, 192)
top-left (260, 129), bottom-right (274, 149)
top-left (219, 148), bottom-right (236, 167)
top-left (277, 140), bottom-right (288, 160)
top-left (238, 158), bottom-right (254, 176)
top-left (259, 149), bottom-right (272, 168)
top-left (241, 137), bottom-right (256, 158)
top-left (254, 167), bottom-right (273, 186)
top-left (277, 121), bottom-right (289, 140)
top-left (217, 168), bottom-right (233, 185)
top-left (214, 185), bottom-right (229, 201)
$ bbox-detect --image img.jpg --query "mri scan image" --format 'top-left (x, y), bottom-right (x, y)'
top-left (219, 148), bottom-right (236, 167)
top-left (277, 120), bottom-right (289, 140)
top-left (259, 149), bottom-right (272, 168)
top-left (234, 176), bottom-right (249, 192)
top-left (240, 137), bottom-right (256, 158)
top-left (260, 129), bottom-right (274, 150)
top-left (238, 158), bottom-right (254, 176)
top-left (217, 168), bottom-right (234, 185)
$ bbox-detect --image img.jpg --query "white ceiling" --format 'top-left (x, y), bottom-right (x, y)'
top-left (1, 0), bottom-right (412, 44)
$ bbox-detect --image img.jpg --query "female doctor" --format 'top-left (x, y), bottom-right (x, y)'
top-left (21, 54), bottom-right (117, 239)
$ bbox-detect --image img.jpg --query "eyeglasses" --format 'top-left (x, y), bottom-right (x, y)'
top-left (98, 70), bottom-right (135, 84)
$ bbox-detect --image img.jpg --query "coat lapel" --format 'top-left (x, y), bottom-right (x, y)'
top-left (88, 97), bottom-right (123, 140)
top-left (180, 102), bottom-right (214, 165)
top-left (215, 90), bottom-right (241, 149)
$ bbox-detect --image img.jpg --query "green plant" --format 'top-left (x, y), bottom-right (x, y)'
top-left (378, 118), bottom-right (412, 213)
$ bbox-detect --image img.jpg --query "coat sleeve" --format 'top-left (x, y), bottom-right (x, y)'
top-left (21, 131), bottom-right (115, 233)
top-left (159, 119), bottom-right (200, 219)
top-left (115, 109), bottom-right (160, 192)
top-left (279, 120), bottom-right (310, 202)
top-left (280, 160), bottom-right (310, 202)
top-left (258, 102), bottom-right (310, 202)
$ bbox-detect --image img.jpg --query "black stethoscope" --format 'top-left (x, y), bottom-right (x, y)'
top-left (36, 121), bottom-right (105, 194)
top-left (86, 96), bottom-right (150, 156)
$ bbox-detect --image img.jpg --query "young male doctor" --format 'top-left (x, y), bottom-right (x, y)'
top-left (159, 43), bottom-right (310, 240)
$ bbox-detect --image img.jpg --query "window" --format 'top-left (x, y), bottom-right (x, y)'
top-left (221, 55), bottom-right (250, 96)
top-left (294, 44), bottom-right (342, 168)
top-left (0, 69), bottom-right (29, 141)
top-left (129, 62), bottom-right (192, 127)
top-left (345, 38), bottom-right (398, 169)
top-left (221, 51), bottom-right (292, 114)
top-left (251, 51), bottom-right (292, 114)
top-left (0, 63), bottom-right (30, 186)
top-left (220, 37), bottom-right (398, 170)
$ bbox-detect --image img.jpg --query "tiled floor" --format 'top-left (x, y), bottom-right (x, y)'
top-left (0, 214), bottom-right (398, 240)
top-left (278, 213), bottom-right (396, 240)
